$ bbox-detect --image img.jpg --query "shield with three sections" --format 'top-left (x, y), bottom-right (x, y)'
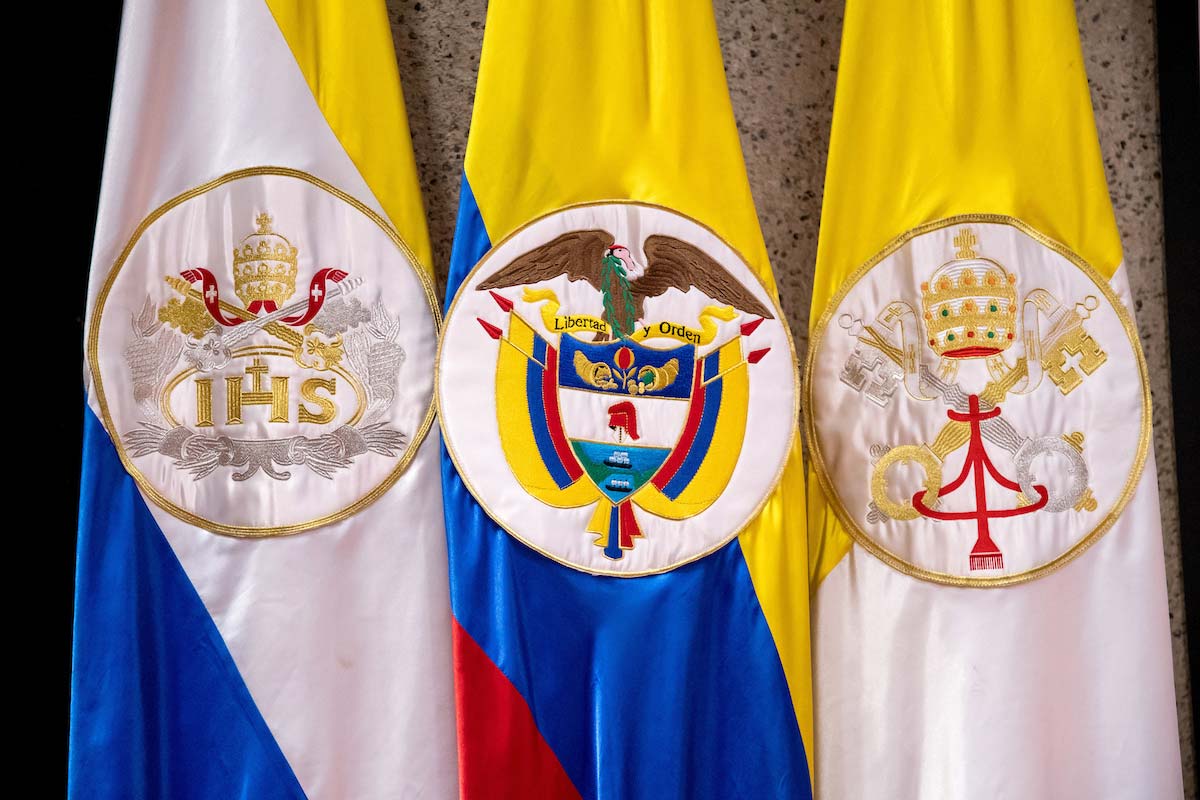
top-left (557, 337), bottom-right (694, 513)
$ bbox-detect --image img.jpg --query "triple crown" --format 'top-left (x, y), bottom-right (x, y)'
top-left (920, 229), bottom-right (1018, 359)
top-left (232, 213), bottom-right (299, 311)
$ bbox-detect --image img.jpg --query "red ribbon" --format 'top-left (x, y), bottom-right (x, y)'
top-left (180, 268), bottom-right (246, 327)
top-left (281, 268), bottom-right (348, 326)
top-left (179, 267), bottom-right (348, 327)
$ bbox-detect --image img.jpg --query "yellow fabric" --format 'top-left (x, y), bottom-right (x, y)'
top-left (587, 502), bottom-right (613, 547)
top-left (809, 0), bottom-right (1122, 587)
top-left (738, 434), bottom-right (812, 770)
top-left (666, 340), bottom-right (748, 511)
top-left (632, 341), bottom-right (749, 519)
top-left (465, 0), bottom-right (811, 774)
top-left (464, 0), bottom-right (772, 285)
top-left (496, 313), bottom-right (602, 507)
top-left (264, 0), bottom-right (433, 272)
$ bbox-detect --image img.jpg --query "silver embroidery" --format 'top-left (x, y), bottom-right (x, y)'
top-left (344, 299), bottom-right (406, 426)
top-left (124, 422), bottom-right (406, 481)
top-left (124, 296), bottom-right (183, 422)
top-left (840, 345), bottom-right (902, 407)
top-left (1014, 436), bottom-right (1089, 513)
top-left (311, 296), bottom-right (372, 335)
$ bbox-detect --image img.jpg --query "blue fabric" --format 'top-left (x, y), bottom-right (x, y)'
top-left (605, 504), bottom-right (623, 559)
top-left (446, 174), bottom-right (492, 316)
top-left (557, 336), bottom-right (695, 400)
top-left (570, 440), bottom-right (670, 503)
top-left (69, 408), bottom-right (307, 800)
top-left (525, 335), bottom-right (575, 488)
top-left (443, 175), bottom-right (813, 800)
top-left (661, 375), bottom-right (722, 500)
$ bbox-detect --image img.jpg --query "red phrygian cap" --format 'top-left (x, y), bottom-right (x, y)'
top-left (607, 401), bottom-right (640, 441)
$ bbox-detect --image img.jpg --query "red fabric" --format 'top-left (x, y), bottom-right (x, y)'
top-left (541, 346), bottom-right (585, 481)
top-left (617, 501), bottom-right (644, 549)
top-left (489, 290), bottom-right (515, 311)
top-left (478, 318), bottom-right (504, 339)
top-left (652, 365), bottom-right (706, 490)
top-left (180, 268), bottom-right (246, 327)
top-left (453, 621), bottom-right (582, 800)
top-left (911, 395), bottom-right (1049, 570)
top-left (281, 268), bottom-right (348, 325)
top-left (606, 401), bottom-right (640, 440)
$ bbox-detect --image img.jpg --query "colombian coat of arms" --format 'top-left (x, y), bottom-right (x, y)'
top-left (805, 216), bottom-right (1150, 586)
top-left (438, 203), bottom-right (798, 575)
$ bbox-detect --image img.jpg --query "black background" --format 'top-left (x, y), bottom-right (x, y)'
top-left (50, 2), bottom-right (124, 794)
top-left (1155, 0), bottom-right (1200, 770)
top-left (52, 1), bottom-right (1198, 794)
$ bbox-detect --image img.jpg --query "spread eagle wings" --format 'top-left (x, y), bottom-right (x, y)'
top-left (478, 230), bottom-right (613, 292)
top-left (636, 235), bottom-right (773, 320)
top-left (476, 230), bottom-right (774, 321)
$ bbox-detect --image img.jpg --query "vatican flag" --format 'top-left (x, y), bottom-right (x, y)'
top-left (806, 1), bottom-right (1183, 797)
top-left (71, 2), bottom-right (457, 797)
top-left (435, 1), bottom-right (813, 796)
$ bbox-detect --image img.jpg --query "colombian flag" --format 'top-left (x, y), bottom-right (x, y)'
top-left (441, 1), bottom-right (814, 797)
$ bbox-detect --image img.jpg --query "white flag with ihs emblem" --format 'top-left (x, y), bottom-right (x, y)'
top-left (805, 1), bottom-right (1183, 798)
top-left (70, 2), bottom-right (458, 798)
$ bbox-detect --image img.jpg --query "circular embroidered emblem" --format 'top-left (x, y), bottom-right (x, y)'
top-left (805, 215), bottom-right (1150, 586)
top-left (438, 203), bottom-right (798, 576)
top-left (89, 167), bottom-right (439, 536)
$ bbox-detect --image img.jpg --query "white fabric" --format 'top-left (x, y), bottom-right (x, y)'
top-left (813, 263), bottom-right (1183, 799)
top-left (92, 172), bottom-right (439, 532)
top-left (84, 1), bottom-right (458, 797)
top-left (807, 222), bottom-right (1144, 579)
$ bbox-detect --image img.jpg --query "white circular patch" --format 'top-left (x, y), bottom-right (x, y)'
top-left (806, 216), bottom-right (1149, 586)
top-left (89, 168), bottom-right (438, 536)
top-left (438, 203), bottom-right (798, 576)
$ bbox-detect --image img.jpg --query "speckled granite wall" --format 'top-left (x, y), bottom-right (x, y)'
top-left (387, 0), bottom-right (1192, 793)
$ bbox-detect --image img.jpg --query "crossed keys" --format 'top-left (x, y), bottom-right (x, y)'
top-left (857, 321), bottom-right (1095, 536)
top-left (164, 274), bottom-right (363, 371)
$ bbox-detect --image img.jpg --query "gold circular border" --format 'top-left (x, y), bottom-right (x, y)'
top-left (87, 166), bottom-right (441, 537)
top-left (803, 213), bottom-right (1152, 588)
top-left (436, 200), bottom-right (801, 578)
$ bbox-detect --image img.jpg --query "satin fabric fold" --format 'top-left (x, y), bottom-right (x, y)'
top-left (70, 408), bottom-right (307, 799)
top-left (441, 177), bottom-right (811, 800)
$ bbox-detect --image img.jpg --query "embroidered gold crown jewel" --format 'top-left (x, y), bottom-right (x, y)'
top-left (232, 213), bottom-right (299, 309)
top-left (920, 228), bottom-right (1018, 359)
